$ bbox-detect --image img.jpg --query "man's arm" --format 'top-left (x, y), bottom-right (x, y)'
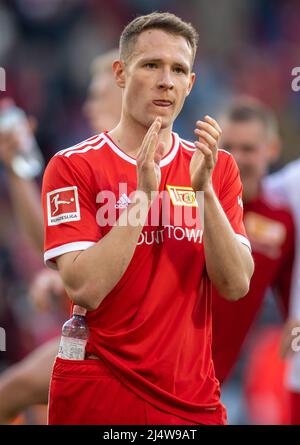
top-left (7, 173), bottom-right (44, 252)
top-left (0, 129), bottom-right (44, 252)
top-left (57, 197), bottom-right (150, 311)
top-left (201, 187), bottom-right (253, 300)
top-left (191, 115), bottom-right (254, 301)
top-left (55, 117), bottom-right (164, 311)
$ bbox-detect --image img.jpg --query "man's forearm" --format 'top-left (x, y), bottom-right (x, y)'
top-left (200, 187), bottom-right (254, 301)
top-left (57, 195), bottom-right (151, 310)
top-left (7, 173), bottom-right (44, 252)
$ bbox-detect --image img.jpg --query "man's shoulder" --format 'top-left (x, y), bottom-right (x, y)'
top-left (44, 133), bottom-right (107, 185)
top-left (179, 137), bottom-right (196, 155)
top-left (53, 133), bottom-right (107, 161)
top-left (44, 133), bottom-right (111, 179)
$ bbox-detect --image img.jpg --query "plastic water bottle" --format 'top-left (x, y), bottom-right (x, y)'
top-left (0, 99), bottom-right (44, 179)
top-left (58, 305), bottom-right (89, 360)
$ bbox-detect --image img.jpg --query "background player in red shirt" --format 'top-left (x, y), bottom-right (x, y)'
top-left (42, 12), bottom-right (253, 425)
top-left (212, 98), bottom-right (295, 385)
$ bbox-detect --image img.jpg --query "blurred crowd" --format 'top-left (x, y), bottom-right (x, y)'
top-left (0, 0), bottom-right (300, 424)
top-left (1, 1), bottom-right (300, 159)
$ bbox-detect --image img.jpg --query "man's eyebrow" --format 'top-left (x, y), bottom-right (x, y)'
top-left (139, 57), bottom-right (190, 71)
top-left (139, 57), bottom-right (163, 64)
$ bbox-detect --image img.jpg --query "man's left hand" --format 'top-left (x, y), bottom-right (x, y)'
top-left (190, 115), bottom-right (221, 192)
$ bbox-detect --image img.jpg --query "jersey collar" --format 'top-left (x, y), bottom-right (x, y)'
top-left (102, 131), bottom-right (180, 167)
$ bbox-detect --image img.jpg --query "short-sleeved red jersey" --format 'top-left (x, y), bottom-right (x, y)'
top-left (42, 132), bottom-right (250, 424)
top-left (212, 193), bottom-right (295, 384)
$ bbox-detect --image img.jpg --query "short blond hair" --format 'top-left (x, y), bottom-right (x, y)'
top-left (91, 49), bottom-right (119, 77)
top-left (120, 12), bottom-right (198, 65)
top-left (224, 96), bottom-right (279, 139)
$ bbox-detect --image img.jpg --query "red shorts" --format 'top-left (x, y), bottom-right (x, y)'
top-left (289, 390), bottom-right (300, 425)
top-left (48, 357), bottom-right (218, 425)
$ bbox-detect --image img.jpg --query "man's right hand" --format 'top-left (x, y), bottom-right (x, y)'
top-left (0, 117), bottom-right (36, 173)
top-left (29, 269), bottom-right (66, 313)
top-left (136, 117), bottom-right (164, 200)
top-left (0, 130), bottom-right (19, 172)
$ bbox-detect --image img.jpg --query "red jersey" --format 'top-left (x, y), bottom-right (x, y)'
top-left (212, 193), bottom-right (295, 383)
top-left (42, 132), bottom-right (250, 424)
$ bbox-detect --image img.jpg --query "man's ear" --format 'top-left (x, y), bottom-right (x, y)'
top-left (186, 72), bottom-right (196, 97)
top-left (113, 60), bottom-right (126, 88)
top-left (268, 136), bottom-right (281, 163)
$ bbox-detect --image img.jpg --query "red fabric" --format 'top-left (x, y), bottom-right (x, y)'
top-left (243, 327), bottom-right (290, 425)
top-left (43, 134), bottom-right (246, 424)
top-left (48, 357), bottom-right (226, 425)
top-left (289, 390), bottom-right (300, 425)
top-left (212, 194), bottom-right (295, 383)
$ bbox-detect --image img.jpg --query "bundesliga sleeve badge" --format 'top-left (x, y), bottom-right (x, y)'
top-left (47, 186), bottom-right (80, 226)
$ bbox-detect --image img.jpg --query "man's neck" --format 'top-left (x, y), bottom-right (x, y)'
top-left (243, 180), bottom-right (261, 204)
top-left (108, 114), bottom-right (173, 159)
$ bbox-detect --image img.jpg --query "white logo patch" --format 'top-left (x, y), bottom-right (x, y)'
top-left (47, 186), bottom-right (80, 226)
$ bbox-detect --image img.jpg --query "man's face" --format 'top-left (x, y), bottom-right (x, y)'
top-left (220, 119), bottom-right (274, 191)
top-left (83, 71), bottom-right (122, 133)
top-left (120, 29), bottom-right (195, 129)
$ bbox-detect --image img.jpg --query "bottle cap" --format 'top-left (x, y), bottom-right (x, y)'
top-left (73, 305), bottom-right (87, 316)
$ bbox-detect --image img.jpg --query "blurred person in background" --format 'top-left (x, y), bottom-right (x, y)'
top-left (83, 49), bottom-right (122, 136)
top-left (212, 98), bottom-right (295, 423)
top-left (0, 114), bottom-right (43, 253)
top-left (264, 157), bottom-right (300, 424)
top-left (0, 106), bottom-right (64, 423)
top-left (0, 48), bottom-right (121, 424)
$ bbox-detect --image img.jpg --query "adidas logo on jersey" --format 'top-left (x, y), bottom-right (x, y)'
top-left (115, 193), bottom-right (131, 209)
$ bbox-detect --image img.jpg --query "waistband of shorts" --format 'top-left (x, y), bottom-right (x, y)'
top-left (53, 355), bottom-right (114, 378)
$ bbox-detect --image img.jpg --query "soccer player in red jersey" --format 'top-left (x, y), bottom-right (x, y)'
top-left (212, 98), bottom-right (295, 385)
top-left (42, 12), bottom-right (254, 425)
